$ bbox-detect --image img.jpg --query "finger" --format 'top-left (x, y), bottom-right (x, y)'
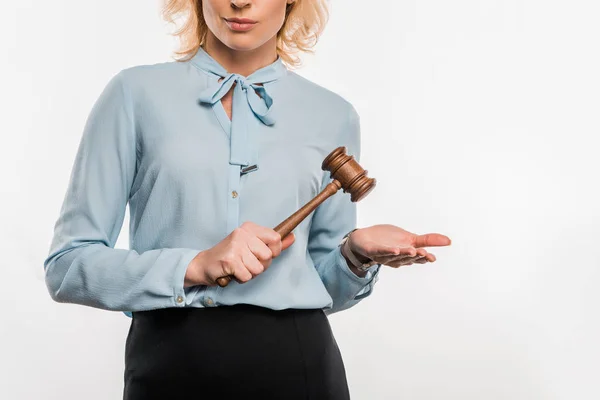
top-left (214, 253), bottom-right (251, 285)
top-left (241, 249), bottom-right (265, 277)
top-left (407, 254), bottom-right (428, 264)
top-left (376, 253), bottom-right (417, 264)
top-left (386, 249), bottom-right (426, 266)
top-left (385, 248), bottom-right (429, 264)
top-left (398, 248), bottom-right (433, 264)
top-left (281, 232), bottom-right (295, 252)
top-left (241, 222), bottom-right (283, 257)
top-left (414, 250), bottom-right (435, 262)
top-left (372, 245), bottom-right (417, 258)
top-left (396, 251), bottom-right (435, 265)
top-left (372, 246), bottom-right (419, 264)
top-left (262, 230), bottom-right (283, 257)
top-left (231, 257), bottom-right (254, 284)
top-left (387, 259), bottom-right (414, 268)
top-left (246, 236), bottom-right (274, 269)
top-left (414, 233), bottom-right (451, 248)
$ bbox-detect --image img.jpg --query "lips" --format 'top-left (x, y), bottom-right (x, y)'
top-left (224, 17), bottom-right (257, 32)
top-left (225, 18), bottom-right (257, 24)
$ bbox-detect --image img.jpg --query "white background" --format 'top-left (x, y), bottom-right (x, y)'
top-left (1, 0), bottom-right (599, 399)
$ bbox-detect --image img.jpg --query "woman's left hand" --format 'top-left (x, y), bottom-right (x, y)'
top-left (348, 224), bottom-right (452, 268)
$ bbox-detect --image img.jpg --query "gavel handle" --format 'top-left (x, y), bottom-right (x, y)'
top-left (215, 179), bottom-right (342, 287)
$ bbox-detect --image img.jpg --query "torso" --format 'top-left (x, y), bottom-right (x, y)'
top-left (114, 62), bottom-right (362, 314)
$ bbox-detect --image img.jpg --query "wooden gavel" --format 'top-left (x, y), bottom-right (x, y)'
top-left (215, 145), bottom-right (377, 287)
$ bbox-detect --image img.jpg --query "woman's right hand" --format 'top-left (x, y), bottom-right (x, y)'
top-left (184, 221), bottom-right (296, 287)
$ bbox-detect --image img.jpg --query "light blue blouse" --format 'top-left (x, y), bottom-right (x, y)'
top-left (43, 46), bottom-right (381, 318)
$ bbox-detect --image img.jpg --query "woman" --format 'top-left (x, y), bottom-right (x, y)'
top-left (43, 0), bottom-right (451, 398)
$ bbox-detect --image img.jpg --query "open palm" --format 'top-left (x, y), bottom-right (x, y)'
top-left (348, 224), bottom-right (452, 268)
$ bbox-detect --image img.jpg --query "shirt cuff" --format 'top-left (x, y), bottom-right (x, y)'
top-left (172, 249), bottom-right (203, 307)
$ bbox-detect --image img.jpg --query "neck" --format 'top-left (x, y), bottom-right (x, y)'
top-left (203, 33), bottom-right (279, 77)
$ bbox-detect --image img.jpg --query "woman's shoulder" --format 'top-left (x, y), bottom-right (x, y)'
top-left (115, 59), bottom-right (192, 90)
top-left (103, 59), bottom-right (203, 113)
top-left (283, 70), bottom-right (358, 120)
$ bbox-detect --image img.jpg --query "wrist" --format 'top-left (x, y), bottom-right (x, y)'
top-left (340, 232), bottom-right (377, 274)
top-left (339, 245), bottom-right (365, 276)
top-left (345, 240), bottom-right (373, 264)
top-left (184, 262), bottom-right (196, 288)
top-left (184, 251), bottom-right (206, 288)
top-left (340, 240), bottom-right (370, 277)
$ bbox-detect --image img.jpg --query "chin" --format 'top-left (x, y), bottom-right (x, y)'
top-left (222, 43), bottom-right (253, 52)
top-left (220, 35), bottom-right (267, 52)
top-left (222, 43), bottom-right (257, 52)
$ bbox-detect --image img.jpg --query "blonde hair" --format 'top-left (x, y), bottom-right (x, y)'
top-left (161, 0), bottom-right (329, 69)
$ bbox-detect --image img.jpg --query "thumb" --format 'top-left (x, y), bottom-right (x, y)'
top-left (373, 245), bottom-right (417, 257)
top-left (414, 233), bottom-right (452, 248)
top-left (281, 232), bottom-right (295, 251)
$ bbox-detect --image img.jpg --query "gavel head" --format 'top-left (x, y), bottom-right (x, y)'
top-left (321, 146), bottom-right (376, 202)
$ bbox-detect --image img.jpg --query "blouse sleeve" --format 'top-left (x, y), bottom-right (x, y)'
top-left (43, 71), bottom-right (201, 313)
top-left (307, 104), bottom-right (381, 315)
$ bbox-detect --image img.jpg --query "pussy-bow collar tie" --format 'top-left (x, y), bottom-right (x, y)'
top-left (192, 46), bottom-right (288, 168)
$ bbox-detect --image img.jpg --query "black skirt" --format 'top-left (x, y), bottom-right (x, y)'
top-left (123, 304), bottom-right (351, 399)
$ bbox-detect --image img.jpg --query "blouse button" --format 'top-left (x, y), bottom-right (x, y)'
top-left (176, 295), bottom-right (184, 304)
top-left (231, 190), bottom-right (238, 198)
